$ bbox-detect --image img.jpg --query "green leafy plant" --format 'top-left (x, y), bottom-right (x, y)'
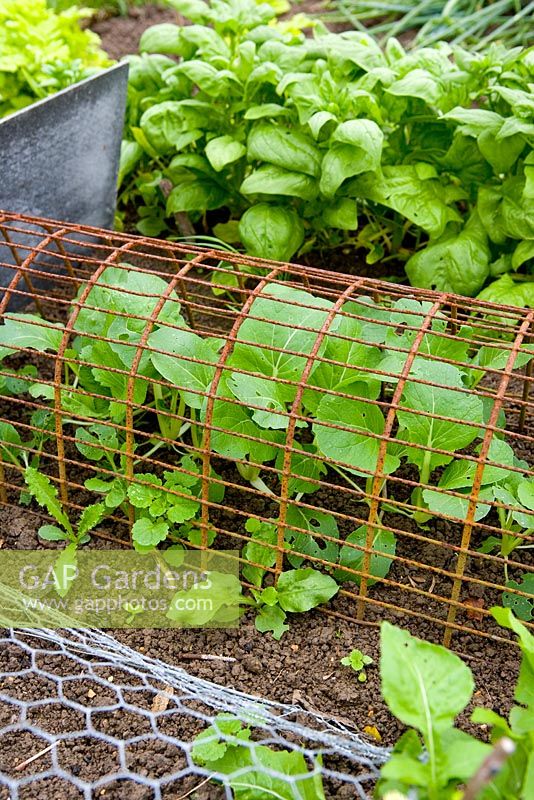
top-left (341, 647), bottom-right (373, 681)
top-left (0, 0), bottom-right (112, 119)
top-left (422, 439), bottom-right (534, 617)
top-left (23, 467), bottom-right (106, 596)
top-left (47, 0), bottom-right (155, 15)
top-left (377, 622), bottom-right (491, 799)
top-left (166, 569), bottom-right (246, 627)
top-left (377, 611), bottom-right (534, 799)
top-left (0, 411), bottom-right (53, 477)
top-left (24, 466), bottom-right (105, 547)
top-left (190, 611), bottom-right (533, 799)
top-left (473, 607), bottom-right (534, 799)
top-left (253, 568), bottom-right (339, 639)
top-left (3, 273), bottom-right (534, 633)
top-left (119, 0), bottom-right (533, 300)
top-left (191, 713), bottom-right (326, 799)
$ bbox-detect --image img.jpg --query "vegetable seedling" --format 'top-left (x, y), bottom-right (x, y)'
top-left (340, 648), bottom-right (374, 682)
top-left (23, 467), bottom-right (106, 597)
top-left (253, 568), bottom-right (339, 639)
top-left (192, 713), bottom-right (326, 799)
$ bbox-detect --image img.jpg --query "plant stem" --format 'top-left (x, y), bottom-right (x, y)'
top-left (329, 463), bottom-right (365, 495)
top-left (249, 476), bottom-right (276, 497)
top-left (152, 382), bottom-right (169, 440)
top-left (190, 409), bottom-right (200, 450)
top-left (414, 449), bottom-right (432, 511)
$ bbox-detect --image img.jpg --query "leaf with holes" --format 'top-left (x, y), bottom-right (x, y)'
top-left (210, 376), bottom-right (284, 463)
top-left (285, 504), bottom-right (339, 567)
top-left (503, 575), bottom-right (534, 621)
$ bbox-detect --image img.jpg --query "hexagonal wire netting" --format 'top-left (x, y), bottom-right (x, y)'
top-left (0, 621), bottom-right (387, 798)
top-left (0, 209), bottom-right (533, 648)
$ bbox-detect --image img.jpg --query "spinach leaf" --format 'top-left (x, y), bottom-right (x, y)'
top-left (238, 203), bottom-right (304, 260)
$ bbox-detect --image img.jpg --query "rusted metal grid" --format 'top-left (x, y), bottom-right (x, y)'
top-left (0, 210), bottom-right (533, 648)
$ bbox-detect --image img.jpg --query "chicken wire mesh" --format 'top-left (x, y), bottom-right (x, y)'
top-left (0, 209), bottom-right (533, 648)
top-left (0, 621), bottom-right (387, 798)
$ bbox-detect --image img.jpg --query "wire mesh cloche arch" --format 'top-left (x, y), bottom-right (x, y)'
top-left (0, 210), bottom-right (533, 648)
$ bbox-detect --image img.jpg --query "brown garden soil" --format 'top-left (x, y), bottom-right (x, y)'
top-left (91, 4), bottom-right (184, 61)
top-left (0, 491), bottom-right (524, 798)
top-left (0, 501), bottom-right (524, 799)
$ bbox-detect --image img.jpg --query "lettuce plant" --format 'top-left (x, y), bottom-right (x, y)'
top-left (0, 0), bottom-right (111, 119)
top-left (119, 0), bottom-right (533, 300)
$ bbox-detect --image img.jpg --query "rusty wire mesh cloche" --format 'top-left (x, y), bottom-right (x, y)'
top-left (0, 210), bottom-right (533, 647)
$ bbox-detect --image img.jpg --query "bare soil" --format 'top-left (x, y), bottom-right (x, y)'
top-left (91, 4), bottom-right (183, 61)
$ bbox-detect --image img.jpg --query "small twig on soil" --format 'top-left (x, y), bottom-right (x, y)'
top-left (176, 774), bottom-right (214, 799)
top-left (179, 653), bottom-right (236, 663)
top-left (291, 689), bottom-right (358, 730)
top-left (14, 741), bottom-right (58, 772)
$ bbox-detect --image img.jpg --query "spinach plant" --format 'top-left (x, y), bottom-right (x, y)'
top-left (473, 608), bottom-right (534, 800)
top-left (376, 622), bottom-right (491, 799)
top-left (377, 610), bottom-right (534, 799)
top-left (252, 567), bottom-right (339, 639)
top-left (120, 0), bottom-right (533, 301)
